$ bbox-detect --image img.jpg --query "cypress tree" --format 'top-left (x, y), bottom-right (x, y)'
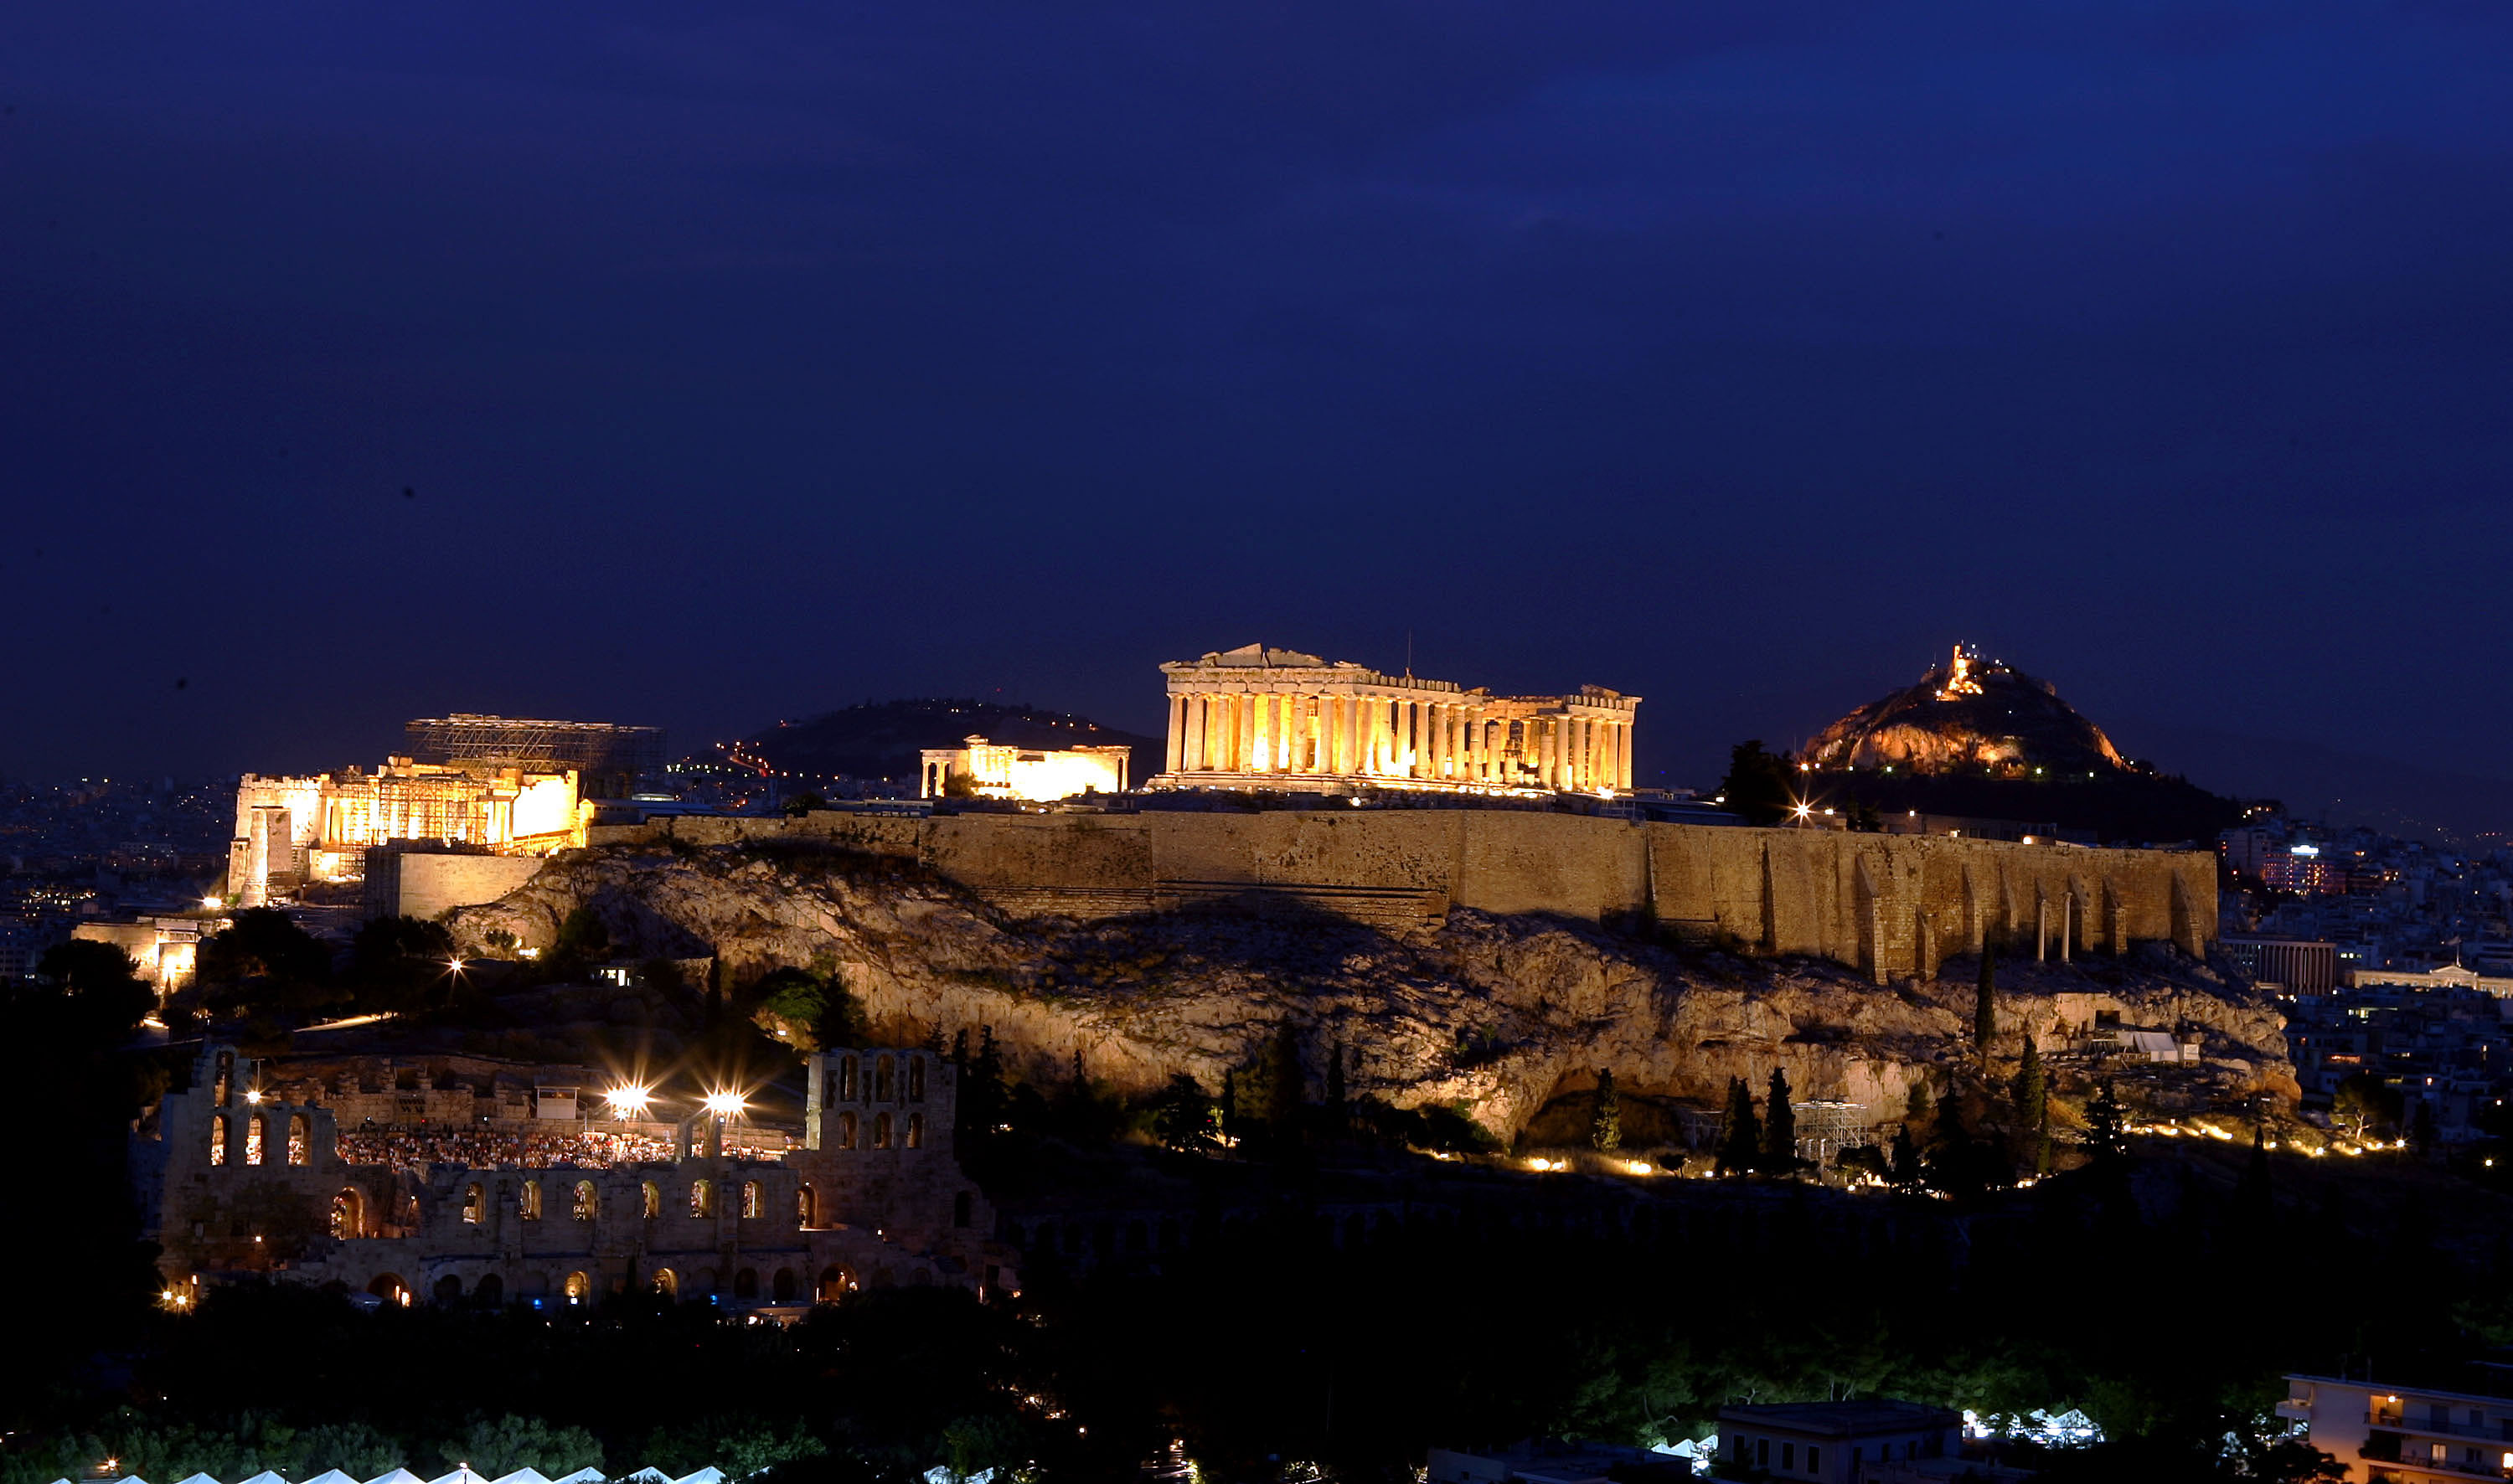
top-left (1889, 1123), bottom-right (1923, 1192)
top-left (1974, 938), bottom-right (1997, 1064)
top-left (2013, 1038), bottom-right (2050, 1177)
top-left (1716, 1076), bottom-right (1761, 1176)
top-left (1904, 1080), bottom-right (1935, 1146)
top-left (2084, 1079), bottom-right (2128, 1163)
top-left (1219, 1067), bottom-right (1240, 1147)
top-left (1327, 1033), bottom-right (1346, 1114)
top-left (1590, 1069), bottom-right (1622, 1152)
top-left (1761, 1067), bottom-right (1798, 1174)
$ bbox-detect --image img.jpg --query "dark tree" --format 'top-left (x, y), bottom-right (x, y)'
top-left (2013, 1036), bottom-right (2051, 1177)
top-left (1716, 1076), bottom-right (1761, 1176)
top-left (197, 907), bottom-right (335, 1018)
top-left (34, 940), bottom-right (155, 1028)
top-left (1716, 739), bottom-right (1798, 827)
top-left (554, 906), bottom-right (611, 962)
top-left (780, 791), bottom-right (827, 817)
top-left (1590, 1069), bottom-right (1622, 1152)
top-left (1888, 1123), bottom-right (1924, 1192)
top-left (1152, 1074), bottom-right (1219, 1154)
top-left (2083, 1079), bottom-right (2129, 1163)
top-left (1760, 1067), bottom-right (1798, 1174)
top-left (1326, 1033), bottom-right (1346, 1115)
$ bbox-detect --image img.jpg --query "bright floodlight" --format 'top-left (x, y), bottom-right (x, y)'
top-left (704, 1091), bottom-right (746, 1116)
top-left (608, 1085), bottom-right (653, 1115)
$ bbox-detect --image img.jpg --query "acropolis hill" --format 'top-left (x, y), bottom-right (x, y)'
top-left (437, 808), bottom-right (2276, 1140)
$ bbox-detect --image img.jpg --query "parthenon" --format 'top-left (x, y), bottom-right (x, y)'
top-left (1148, 643), bottom-right (1641, 795)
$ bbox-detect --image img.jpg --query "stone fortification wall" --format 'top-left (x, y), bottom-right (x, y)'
top-left (592, 810), bottom-right (2211, 980)
top-left (365, 851), bottom-right (549, 922)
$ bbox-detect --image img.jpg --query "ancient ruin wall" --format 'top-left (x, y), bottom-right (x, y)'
top-left (581, 810), bottom-right (2211, 979)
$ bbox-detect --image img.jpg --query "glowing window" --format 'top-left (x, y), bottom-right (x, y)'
top-left (572, 1180), bottom-right (597, 1222)
top-left (462, 1183), bottom-right (485, 1224)
top-left (908, 1057), bottom-right (926, 1102)
top-left (209, 1115), bottom-right (227, 1167)
top-left (839, 1057), bottom-right (858, 1100)
top-left (875, 1055), bottom-right (895, 1102)
top-left (642, 1181), bottom-right (661, 1219)
top-left (741, 1181), bottom-right (762, 1219)
top-left (874, 1112), bottom-right (893, 1148)
top-left (839, 1110), bottom-right (858, 1149)
top-left (246, 1113), bottom-right (266, 1166)
top-left (287, 1113), bottom-right (309, 1167)
top-left (519, 1181), bottom-right (543, 1220)
top-left (690, 1179), bottom-right (715, 1218)
top-left (906, 1113), bottom-right (924, 1149)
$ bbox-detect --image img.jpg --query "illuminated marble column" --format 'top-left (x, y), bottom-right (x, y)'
top-left (1617, 722), bottom-right (1633, 791)
top-left (1400, 698), bottom-right (1419, 776)
top-left (1182, 698), bottom-right (1205, 770)
top-left (1166, 697), bottom-right (1186, 774)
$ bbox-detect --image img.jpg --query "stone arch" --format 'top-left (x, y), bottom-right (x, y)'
top-left (735, 1267), bottom-right (759, 1300)
top-left (641, 1181), bottom-right (662, 1218)
top-left (741, 1179), bottom-right (762, 1219)
top-left (209, 1111), bottom-right (228, 1166)
top-left (331, 1187), bottom-right (365, 1239)
top-left (875, 1054), bottom-right (895, 1102)
top-left (816, 1265), bottom-right (854, 1303)
top-left (519, 1179), bottom-right (543, 1220)
top-left (434, 1275), bottom-right (464, 1304)
top-left (797, 1182), bottom-right (819, 1228)
top-left (573, 1179), bottom-right (598, 1222)
top-left (772, 1267), bottom-right (797, 1303)
top-left (247, 1110), bottom-right (268, 1165)
top-left (462, 1183), bottom-right (486, 1224)
top-left (874, 1111), bottom-right (893, 1148)
top-left (650, 1267), bottom-right (679, 1299)
top-left (368, 1272), bottom-right (410, 1306)
top-left (689, 1178), bottom-right (715, 1218)
top-left (474, 1272), bottom-right (504, 1306)
top-left (906, 1113), bottom-right (924, 1149)
top-left (564, 1270), bottom-right (592, 1303)
top-left (839, 1110), bottom-right (858, 1148)
top-left (286, 1112), bottom-right (311, 1166)
top-left (908, 1055), bottom-right (926, 1102)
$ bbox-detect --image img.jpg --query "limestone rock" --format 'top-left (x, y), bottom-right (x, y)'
top-left (447, 842), bottom-right (2289, 1140)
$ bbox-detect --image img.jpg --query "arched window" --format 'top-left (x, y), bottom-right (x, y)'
top-left (797, 1182), bottom-right (818, 1228)
top-left (741, 1180), bottom-right (762, 1219)
top-left (875, 1055), bottom-right (895, 1102)
top-left (816, 1265), bottom-right (853, 1303)
top-left (462, 1183), bottom-right (485, 1224)
top-left (641, 1182), bottom-right (661, 1219)
top-left (332, 1188), bottom-right (364, 1239)
top-left (905, 1113), bottom-right (924, 1149)
top-left (565, 1270), bottom-right (591, 1303)
top-left (839, 1056), bottom-right (858, 1100)
top-left (286, 1113), bottom-right (310, 1166)
top-left (735, 1268), bottom-right (759, 1299)
top-left (651, 1267), bottom-right (678, 1299)
top-left (519, 1181), bottom-right (544, 1220)
top-left (209, 1114), bottom-right (227, 1167)
top-left (838, 1110), bottom-right (858, 1148)
top-left (246, 1112), bottom-right (266, 1165)
top-left (475, 1273), bottom-right (503, 1306)
top-left (689, 1179), bottom-right (715, 1218)
top-left (435, 1275), bottom-right (464, 1304)
top-left (953, 1190), bottom-right (973, 1229)
top-left (369, 1273), bottom-right (410, 1306)
top-left (908, 1057), bottom-right (926, 1102)
top-left (572, 1180), bottom-right (598, 1222)
top-left (873, 1112), bottom-right (893, 1148)
top-left (772, 1268), bottom-right (796, 1303)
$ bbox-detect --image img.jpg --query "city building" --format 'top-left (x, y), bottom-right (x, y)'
top-left (229, 758), bottom-right (586, 908)
top-left (1715, 1400), bottom-right (1961, 1483)
top-left (70, 910), bottom-right (225, 992)
top-left (2280, 1373), bottom-right (2513, 1482)
top-left (2223, 935), bottom-right (2342, 993)
top-left (917, 734), bottom-right (1132, 801)
top-left (1148, 642), bottom-right (1641, 796)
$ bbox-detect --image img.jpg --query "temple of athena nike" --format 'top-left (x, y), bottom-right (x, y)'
top-left (1148, 643), bottom-right (1641, 796)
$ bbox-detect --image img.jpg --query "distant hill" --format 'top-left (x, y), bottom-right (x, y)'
top-left (1800, 647), bottom-right (2244, 845)
top-left (724, 699), bottom-right (1163, 786)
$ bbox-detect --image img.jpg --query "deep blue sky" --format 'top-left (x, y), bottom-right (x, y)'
top-left (7, 3), bottom-right (2510, 830)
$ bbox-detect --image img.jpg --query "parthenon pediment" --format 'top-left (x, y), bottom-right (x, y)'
top-left (1199, 643), bottom-right (1329, 667)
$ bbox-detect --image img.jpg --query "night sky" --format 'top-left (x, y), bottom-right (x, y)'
top-left (7, 3), bottom-right (2510, 832)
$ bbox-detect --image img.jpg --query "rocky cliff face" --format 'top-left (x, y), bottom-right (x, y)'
top-left (447, 841), bottom-right (2292, 1138)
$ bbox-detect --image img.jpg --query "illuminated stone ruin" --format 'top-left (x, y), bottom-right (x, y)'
top-left (1148, 642), bottom-right (1641, 796)
top-left (230, 757), bottom-right (586, 907)
top-left (917, 734), bottom-right (1133, 801)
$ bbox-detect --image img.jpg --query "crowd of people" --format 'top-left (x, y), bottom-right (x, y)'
top-left (336, 1126), bottom-right (678, 1173)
